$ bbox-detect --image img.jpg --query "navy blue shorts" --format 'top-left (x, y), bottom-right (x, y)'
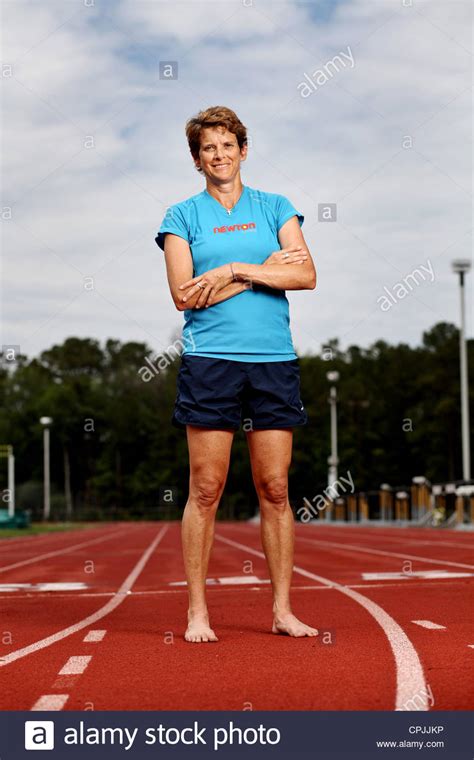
top-left (172, 354), bottom-right (308, 431)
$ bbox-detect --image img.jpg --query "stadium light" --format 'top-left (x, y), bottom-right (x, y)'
top-left (39, 417), bottom-right (53, 520)
top-left (326, 371), bottom-right (340, 496)
top-left (451, 259), bottom-right (471, 480)
top-left (0, 445), bottom-right (15, 517)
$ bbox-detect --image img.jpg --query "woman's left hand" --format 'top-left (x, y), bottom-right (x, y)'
top-left (179, 264), bottom-right (234, 308)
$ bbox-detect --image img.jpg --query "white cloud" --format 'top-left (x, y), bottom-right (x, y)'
top-left (114, 0), bottom-right (299, 43)
top-left (1, 0), bottom-right (471, 361)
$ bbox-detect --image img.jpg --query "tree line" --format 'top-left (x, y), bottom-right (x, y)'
top-left (0, 321), bottom-right (471, 521)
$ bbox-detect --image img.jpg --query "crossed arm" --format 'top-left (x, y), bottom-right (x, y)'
top-left (162, 215), bottom-right (317, 311)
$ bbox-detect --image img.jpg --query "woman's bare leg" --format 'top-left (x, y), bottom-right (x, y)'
top-left (182, 425), bottom-right (234, 642)
top-left (246, 428), bottom-right (318, 637)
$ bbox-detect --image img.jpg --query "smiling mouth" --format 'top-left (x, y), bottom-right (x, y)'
top-left (213, 164), bottom-right (231, 169)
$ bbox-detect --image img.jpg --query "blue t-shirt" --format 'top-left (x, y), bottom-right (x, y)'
top-left (155, 184), bottom-right (304, 362)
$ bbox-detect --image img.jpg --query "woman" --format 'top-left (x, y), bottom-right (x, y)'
top-left (155, 106), bottom-right (318, 643)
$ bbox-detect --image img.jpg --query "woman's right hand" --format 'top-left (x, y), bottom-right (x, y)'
top-left (263, 245), bottom-right (308, 265)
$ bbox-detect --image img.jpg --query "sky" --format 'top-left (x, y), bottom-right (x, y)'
top-left (1, 0), bottom-right (472, 362)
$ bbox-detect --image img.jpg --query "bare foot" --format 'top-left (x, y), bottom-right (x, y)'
top-left (185, 612), bottom-right (218, 643)
top-left (272, 612), bottom-right (319, 638)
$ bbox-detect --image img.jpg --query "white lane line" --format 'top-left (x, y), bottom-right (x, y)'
top-left (298, 536), bottom-right (474, 571)
top-left (31, 694), bottom-right (69, 711)
top-left (0, 527), bottom-right (131, 574)
top-left (169, 575), bottom-right (270, 586)
top-left (1, 578), bottom-right (467, 602)
top-left (301, 528), bottom-right (474, 551)
top-left (0, 583), bottom-right (31, 591)
top-left (217, 575), bottom-right (269, 585)
top-left (0, 582), bottom-right (88, 592)
top-left (468, 644), bottom-right (474, 648)
top-left (0, 525), bottom-right (168, 667)
top-left (216, 533), bottom-right (429, 712)
top-left (83, 629), bottom-right (106, 642)
top-left (58, 655), bottom-right (91, 675)
top-left (36, 582), bottom-right (89, 592)
top-left (411, 620), bottom-right (446, 630)
top-left (362, 571), bottom-right (473, 581)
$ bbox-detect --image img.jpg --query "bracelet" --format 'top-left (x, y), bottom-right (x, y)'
top-left (229, 262), bottom-right (236, 281)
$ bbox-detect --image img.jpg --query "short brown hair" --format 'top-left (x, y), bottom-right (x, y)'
top-left (185, 106), bottom-right (247, 172)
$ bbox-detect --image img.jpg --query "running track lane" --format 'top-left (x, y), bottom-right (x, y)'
top-left (0, 522), bottom-right (472, 710)
top-left (227, 523), bottom-right (474, 710)
top-left (3, 523), bottom-right (397, 710)
top-left (0, 524), bottom-right (155, 650)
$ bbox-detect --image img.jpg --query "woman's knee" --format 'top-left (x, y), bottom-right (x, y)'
top-left (258, 475), bottom-right (289, 511)
top-left (190, 475), bottom-right (224, 514)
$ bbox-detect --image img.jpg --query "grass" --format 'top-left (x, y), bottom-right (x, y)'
top-left (0, 522), bottom-right (98, 539)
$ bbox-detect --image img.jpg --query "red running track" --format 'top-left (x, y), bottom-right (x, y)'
top-left (0, 521), bottom-right (472, 711)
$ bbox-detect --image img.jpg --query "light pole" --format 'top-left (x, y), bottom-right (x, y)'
top-left (39, 417), bottom-right (53, 520)
top-left (326, 371), bottom-right (340, 490)
top-left (0, 445), bottom-right (15, 517)
top-left (452, 259), bottom-right (471, 481)
top-left (7, 447), bottom-right (15, 518)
